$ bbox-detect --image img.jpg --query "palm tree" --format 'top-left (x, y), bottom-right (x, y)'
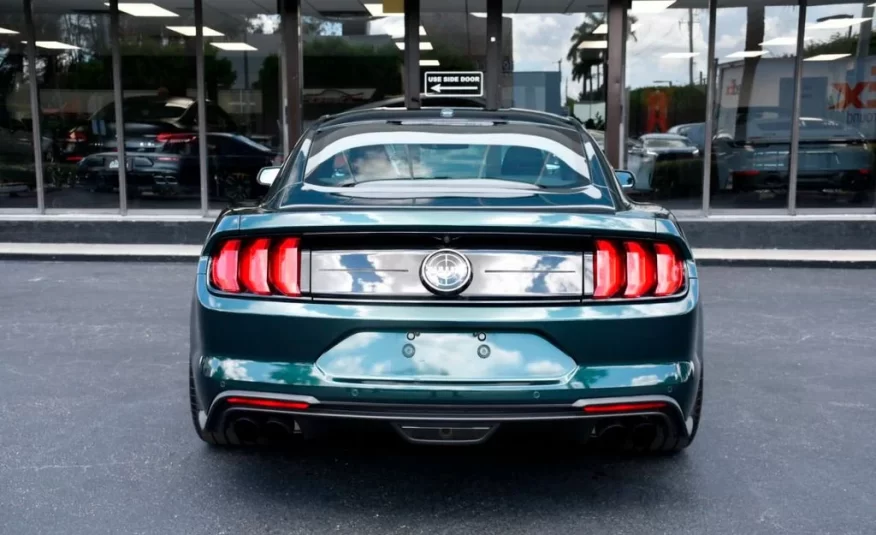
top-left (567, 13), bottom-right (638, 100)
top-left (735, 5), bottom-right (765, 139)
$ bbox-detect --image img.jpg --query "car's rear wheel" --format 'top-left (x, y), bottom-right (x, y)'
top-left (189, 367), bottom-right (232, 447)
top-left (655, 371), bottom-right (703, 455)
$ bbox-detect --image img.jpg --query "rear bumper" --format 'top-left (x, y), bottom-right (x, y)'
top-left (190, 272), bottom-right (702, 436)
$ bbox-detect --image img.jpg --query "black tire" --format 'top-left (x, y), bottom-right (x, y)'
top-left (189, 367), bottom-right (235, 447)
top-left (656, 371), bottom-right (703, 455)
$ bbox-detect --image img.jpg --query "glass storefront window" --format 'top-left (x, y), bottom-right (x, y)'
top-left (712, 1), bottom-right (800, 210)
top-left (797, 2), bottom-right (875, 210)
top-left (0, 11), bottom-right (33, 209)
top-left (204, 2), bottom-right (281, 208)
top-left (117, 0), bottom-right (200, 210)
top-left (32, 5), bottom-right (115, 209)
top-left (625, 1), bottom-right (709, 211)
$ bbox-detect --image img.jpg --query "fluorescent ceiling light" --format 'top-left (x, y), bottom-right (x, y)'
top-left (385, 25), bottom-right (425, 38)
top-left (760, 36), bottom-right (798, 46)
top-left (22, 41), bottom-right (80, 50)
top-left (661, 52), bottom-right (698, 58)
top-left (106, 3), bottom-right (179, 17)
top-left (727, 50), bottom-right (767, 58)
top-left (806, 17), bottom-right (870, 30)
top-left (469, 12), bottom-right (511, 18)
top-left (395, 41), bottom-right (433, 50)
top-left (363, 4), bottom-right (386, 16)
top-left (0, 27), bottom-right (18, 34)
top-left (419, 59), bottom-right (440, 66)
top-left (629, 1), bottom-right (676, 14)
top-left (578, 40), bottom-right (608, 49)
top-left (805, 53), bottom-right (851, 61)
top-left (166, 26), bottom-right (223, 37)
top-left (210, 42), bottom-right (257, 51)
top-left (594, 22), bottom-right (640, 34)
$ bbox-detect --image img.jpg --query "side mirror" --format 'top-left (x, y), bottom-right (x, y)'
top-left (615, 170), bottom-right (636, 191)
top-left (257, 166), bottom-right (281, 186)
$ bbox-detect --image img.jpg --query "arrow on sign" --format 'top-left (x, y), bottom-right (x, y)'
top-left (430, 84), bottom-right (479, 93)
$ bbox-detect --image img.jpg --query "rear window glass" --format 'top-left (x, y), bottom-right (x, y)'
top-left (300, 123), bottom-right (603, 192)
top-left (644, 138), bottom-right (691, 148)
top-left (95, 99), bottom-right (189, 122)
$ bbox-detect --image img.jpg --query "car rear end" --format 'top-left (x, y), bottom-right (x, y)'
top-left (189, 111), bottom-right (702, 451)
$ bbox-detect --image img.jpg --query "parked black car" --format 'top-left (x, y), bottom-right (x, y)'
top-left (76, 133), bottom-right (280, 202)
top-left (61, 96), bottom-right (238, 162)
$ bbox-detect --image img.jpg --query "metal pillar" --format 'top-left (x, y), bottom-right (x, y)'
top-left (403, 0), bottom-right (421, 109)
top-left (485, 0), bottom-right (502, 110)
top-left (701, 0), bottom-right (717, 213)
top-left (109, 0), bottom-right (128, 214)
top-left (787, 0), bottom-right (807, 215)
top-left (280, 0), bottom-right (302, 151)
top-left (605, 0), bottom-right (628, 168)
top-left (22, 0), bottom-right (44, 212)
top-left (195, 0), bottom-right (209, 215)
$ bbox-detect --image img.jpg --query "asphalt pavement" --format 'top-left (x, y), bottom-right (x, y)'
top-left (1, 261), bottom-right (874, 535)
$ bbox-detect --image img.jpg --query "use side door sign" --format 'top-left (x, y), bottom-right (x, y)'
top-left (423, 72), bottom-right (484, 97)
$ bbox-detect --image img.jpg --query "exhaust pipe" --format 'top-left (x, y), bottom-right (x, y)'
top-left (232, 418), bottom-right (260, 443)
top-left (263, 420), bottom-right (293, 442)
top-left (630, 422), bottom-right (658, 450)
top-left (596, 424), bottom-right (628, 448)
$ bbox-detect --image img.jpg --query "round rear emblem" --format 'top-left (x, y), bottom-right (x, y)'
top-left (420, 249), bottom-right (472, 296)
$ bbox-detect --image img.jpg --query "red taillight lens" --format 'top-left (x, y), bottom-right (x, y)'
top-left (211, 239), bottom-right (241, 292)
top-left (593, 240), bottom-right (685, 299)
top-left (593, 239), bottom-right (625, 298)
top-left (226, 397), bottom-right (309, 410)
top-left (157, 133), bottom-right (197, 143)
top-left (654, 243), bottom-right (684, 296)
top-left (210, 237), bottom-right (302, 297)
top-left (582, 401), bottom-right (668, 414)
top-left (238, 238), bottom-right (271, 295)
top-left (269, 238), bottom-right (301, 297)
top-left (624, 241), bottom-right (656, 298)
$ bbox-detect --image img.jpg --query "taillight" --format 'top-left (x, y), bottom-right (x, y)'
top-left (67, 130), bottom-right (87, 142)
top-left (593, 239), bottom-right (685, 299)
top-left (156, 133), bottom-right (197, 143)
top-left (209, 237), bottom-right (302, 297)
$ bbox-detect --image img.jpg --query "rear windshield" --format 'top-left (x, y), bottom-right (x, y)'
top-left (94, 98), bottom-right (189, 122)
top-left (644, 138), bottom-right (692, 148)
top-left (300, 122), bottom-right (607, 191)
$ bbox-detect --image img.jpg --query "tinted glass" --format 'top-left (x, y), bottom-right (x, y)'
top-left (645, 138), bottom-right (693, 148)
top-left (301, 125), bottom-right (601, 192)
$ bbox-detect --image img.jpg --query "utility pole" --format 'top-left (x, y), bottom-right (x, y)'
top-left (688, 8), bottom-right (694, 86)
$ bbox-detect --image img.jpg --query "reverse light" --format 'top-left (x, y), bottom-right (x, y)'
top-left (583, 401), bottom-right (669, 414)
top-left (226, 397), bottom-right (310, 410)
top-left (593, 240), bottom-right (685, 299)
top-left (210, 236), bottom-right (302, 297)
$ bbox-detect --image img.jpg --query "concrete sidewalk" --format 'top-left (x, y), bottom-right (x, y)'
top-left (1, 242), bottom-right (875, 267)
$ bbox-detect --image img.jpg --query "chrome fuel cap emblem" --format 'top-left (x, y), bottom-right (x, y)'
top-left (420, 249), bottom-right (473, 296)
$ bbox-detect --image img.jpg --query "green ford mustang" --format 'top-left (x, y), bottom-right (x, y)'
top-left (189, 105), bottom-right (703, 453)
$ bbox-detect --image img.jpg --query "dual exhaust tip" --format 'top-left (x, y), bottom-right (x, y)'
top-left (232, 417), bottom-right (294, 444)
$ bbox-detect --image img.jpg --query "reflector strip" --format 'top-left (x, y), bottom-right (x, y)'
top-left (226, 397), bottom-right (310, 410)
top-left (582, 401), bottom-right (668, 414)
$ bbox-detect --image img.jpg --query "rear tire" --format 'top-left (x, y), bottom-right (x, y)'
top-left (656, 371), bottom-right (703, 455)
top-left (189, 367), bottom-right (235, 447)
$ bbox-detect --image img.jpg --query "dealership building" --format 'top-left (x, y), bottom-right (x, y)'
top-left (1, 0), bottom-right (875, 248)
